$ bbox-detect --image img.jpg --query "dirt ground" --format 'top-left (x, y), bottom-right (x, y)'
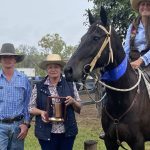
top-left (76, 91), bottom-right (102, 128)
top-left (76, 104), bottom-right (101, 128)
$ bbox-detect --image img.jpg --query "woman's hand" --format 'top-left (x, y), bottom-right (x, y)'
top-left (130, 58), bottom-right (143, 69)
top-left (41, 111), bottom-right (49, 123)
top-left (65, 96), bottom-right (81, 113)
top-left (65, 96), bottom-right (75, 107)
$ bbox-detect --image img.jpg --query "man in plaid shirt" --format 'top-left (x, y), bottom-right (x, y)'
top-left (0, 43), bottom-right (31, 150)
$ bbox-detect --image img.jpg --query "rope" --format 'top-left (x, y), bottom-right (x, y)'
top-left (84, 83), bottom-right (106, 103)
top-left (93, 69), bottom-right (142, 92)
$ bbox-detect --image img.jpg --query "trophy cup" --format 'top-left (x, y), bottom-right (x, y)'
top-left (47, 96), bottom-right (66, 122)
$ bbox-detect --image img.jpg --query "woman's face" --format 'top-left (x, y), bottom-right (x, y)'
top-left (139, 1), bottom-right (150, 16)
top-left (47, 64), bottom-right (62, 79)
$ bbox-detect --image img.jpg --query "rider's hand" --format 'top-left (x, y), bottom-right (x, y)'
top-left (130, 58), bottom-right (143, 69)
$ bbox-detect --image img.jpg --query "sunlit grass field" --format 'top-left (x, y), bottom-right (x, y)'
top-left (25, 105), bottom-right (150, 150)
top-left (25, 124), bottom-right (150, 150)
top-left (25, 123), bottom-right (107, 150)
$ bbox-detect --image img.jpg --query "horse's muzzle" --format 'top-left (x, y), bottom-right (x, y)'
top-left (64, 66), bottom-right (74, 82)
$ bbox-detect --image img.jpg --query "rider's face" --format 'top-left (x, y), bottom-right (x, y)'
top-left (139, 1), bottom-right (150, 16)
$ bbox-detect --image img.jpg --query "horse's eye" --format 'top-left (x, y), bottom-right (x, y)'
top-left (93, 36), bottom-right (100, 41)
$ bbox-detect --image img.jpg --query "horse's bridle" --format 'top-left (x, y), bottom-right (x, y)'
top-left (89, 24), bottom-right (114, 72)
top-left (83, 24), bottom-right (142, 92)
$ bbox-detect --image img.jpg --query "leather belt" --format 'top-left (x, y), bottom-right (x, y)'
top-left (0, 115), bottom-right (24, 123)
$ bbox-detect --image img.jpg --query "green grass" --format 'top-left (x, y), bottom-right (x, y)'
top-left (25, 124), bottom-right (150, 150)
top-left (25, 125), bottom-right (40, 150)
top-left (24, 124), bottom-right (105, 150)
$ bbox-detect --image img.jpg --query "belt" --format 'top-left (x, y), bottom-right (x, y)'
top-left (0, 115), bottom-right (24, 123)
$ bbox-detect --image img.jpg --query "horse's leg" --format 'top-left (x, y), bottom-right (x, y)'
top-left (128, 136), bottom-right (144, 150)
top-left (104, 137), bottom-right (119, 150)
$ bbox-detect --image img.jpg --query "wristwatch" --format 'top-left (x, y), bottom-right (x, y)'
top-left (23, 121), bottom-right (31, 128)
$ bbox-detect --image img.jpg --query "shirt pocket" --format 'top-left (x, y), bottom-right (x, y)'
top-left (14, 85), bottom-right (26, 100)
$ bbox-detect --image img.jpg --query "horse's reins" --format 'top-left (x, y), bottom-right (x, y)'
top-left (93, 69), bottom-right (142, 92)
top-left (104, 85), bottom-right (140, 150)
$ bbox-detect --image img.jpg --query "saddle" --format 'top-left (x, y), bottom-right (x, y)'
top-left (140, 66), bottom-right (150, 99)
top-left (142, 65), bottom-right (150, 83)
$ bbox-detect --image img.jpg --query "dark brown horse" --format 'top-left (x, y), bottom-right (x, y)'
top-left (64, 7), bottom-right (150, 150)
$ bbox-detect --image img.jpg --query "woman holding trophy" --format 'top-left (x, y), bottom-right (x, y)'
top-left (29, 54), bottom-right (81, 150)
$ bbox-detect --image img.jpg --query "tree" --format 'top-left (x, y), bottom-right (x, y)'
top-left (88, 0), bottom-right (137, 39)
top-left (16, 45), bottom-right (46, 76)
top-left (38, 33), bottom-right (76, 59)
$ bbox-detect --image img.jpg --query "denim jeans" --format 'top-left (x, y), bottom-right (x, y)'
top-left (38, 133), bottom-right (76, 150)
top-left (0, 120), bottom-right (24, 150)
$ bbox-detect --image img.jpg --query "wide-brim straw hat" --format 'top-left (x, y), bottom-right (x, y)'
top-left (130, 0), bottom-right (150, 11)
top-left (0, 43), bottom-right (25, 63)
top-left (39, 54), bottom-right (66, 70)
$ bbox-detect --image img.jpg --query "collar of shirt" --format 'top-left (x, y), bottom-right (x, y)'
top-left (0, 69), bottom-right (22, 79)
top-left (44, 76), bottom-right (62, 87)
top-left (138, 21), bottom-right (144, 29)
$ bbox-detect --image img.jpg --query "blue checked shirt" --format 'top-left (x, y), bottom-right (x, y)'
top-left (123, 21), bottom-right (150, 66)
top-left (0, 69), bottom-right (31, 122)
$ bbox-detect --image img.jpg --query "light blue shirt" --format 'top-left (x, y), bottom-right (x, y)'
top-left (123, 21), bottom-right (150, 66)
top-left (0, 69), bottom-right (31, 122)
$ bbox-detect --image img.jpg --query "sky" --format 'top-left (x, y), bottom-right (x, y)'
top-left (0, 0), bottom-right (93, 48)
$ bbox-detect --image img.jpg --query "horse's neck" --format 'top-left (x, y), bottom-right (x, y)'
top-left (106, 63), bottom-right (138, 114)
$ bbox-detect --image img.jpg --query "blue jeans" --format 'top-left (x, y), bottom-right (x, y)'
top-left (38, 133), bottom-right (76, 150)
top-left (0, 121), bottom-right (24, 150)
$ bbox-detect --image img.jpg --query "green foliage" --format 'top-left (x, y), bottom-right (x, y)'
top-left (15, 33), bottom-right (76, 76)
top-left (88, 0), bottom-right (138, 39)
top-left (38, 33), bottom-right (76, 59)
top-left (16, 45), bottom-right (46, 76)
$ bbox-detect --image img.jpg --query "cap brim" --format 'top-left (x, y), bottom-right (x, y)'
top-left (39, 61), bottom-right (66, 70)
top-left (0, 54), bottom-right (25, 63)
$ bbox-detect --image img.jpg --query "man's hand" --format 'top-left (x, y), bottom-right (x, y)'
top-left (130, 58), bottom-right (143, 69)
top-left (17, 124), bottom-right (29, 140)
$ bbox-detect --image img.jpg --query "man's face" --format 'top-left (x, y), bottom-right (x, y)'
top-left (0, 55), bottom-right (16, 69)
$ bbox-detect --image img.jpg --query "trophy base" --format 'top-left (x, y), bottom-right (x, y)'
top-left (48, 117), bottom-right (64, 122)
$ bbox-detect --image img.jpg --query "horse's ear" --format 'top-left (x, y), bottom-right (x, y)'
top-left (88, 9), bottom-right (95, 25)
top-left (100, 6), bottom-right (108, 26)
